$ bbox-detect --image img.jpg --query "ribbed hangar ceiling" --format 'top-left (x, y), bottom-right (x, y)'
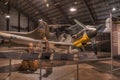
top-left (0, 0), bottom-right (120, 25)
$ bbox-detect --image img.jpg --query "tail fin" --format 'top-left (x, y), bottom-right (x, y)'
top-left (28, 21), bottom-right (49, 39)
top-left (28, 27), bottom-right (45, 39)
top-left (7, 21), bottom-right (49, 40)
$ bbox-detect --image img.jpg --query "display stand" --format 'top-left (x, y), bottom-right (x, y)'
top-left (76, 63), bottom-right (79, 80)
top-left (39, 60), bottom-right (42, 80)
top-left (8, 59), bottom-right (12, 76)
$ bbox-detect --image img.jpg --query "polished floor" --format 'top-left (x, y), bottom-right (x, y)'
top-left (0, 59), bottom-right (120, 80)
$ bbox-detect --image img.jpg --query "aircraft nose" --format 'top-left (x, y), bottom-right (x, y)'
top-left (86, 30), bottom-right (97, 38)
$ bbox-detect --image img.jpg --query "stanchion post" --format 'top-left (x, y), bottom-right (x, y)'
top-left (67, 45), bottom-right (72, 54)
top-left (39, 59), bottom-right (42, 80)
top-left (110, 13), bottom-right (113, 73)
top-left (76, 63), bottom-right (79, 80)
top-left (9, 59), bottom-right (12, 76)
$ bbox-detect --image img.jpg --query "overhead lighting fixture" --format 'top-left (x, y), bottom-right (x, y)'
top-left (74, 1), bottom-right (78, 5)
top-left (70, 7), bottom-right (77, 12)
top-left (44, 0), bottom-right (47, 3)
top-left (112, 7), bottom-right (116, 11)
top-left (5, 14), bottom-right (10, 19)
top-left (38, 19), bottom-right (43, 22)
top-left (46, 3), bottom-right (49, 7)
top-left (4, 1), bottom-right (8, 5)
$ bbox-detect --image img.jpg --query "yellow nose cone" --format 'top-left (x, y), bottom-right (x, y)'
top-left (72, 33), bottom-right (90, 47)
top-left (75, 43), bottom-right (82, 47)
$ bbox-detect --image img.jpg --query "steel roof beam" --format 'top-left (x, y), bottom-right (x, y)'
top-left (82, 0), bottom-right (96, 24)
top-left (51, 0), bottom-right (72, 24)
top-left (27, 0), bottom-right (52, 24)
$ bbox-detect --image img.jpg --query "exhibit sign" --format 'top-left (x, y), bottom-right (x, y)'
top-left (112, 21), bottom-right (120, 55)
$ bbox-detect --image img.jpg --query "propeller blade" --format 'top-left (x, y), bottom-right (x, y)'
top-left (74, 19), bottom-right (87, 29)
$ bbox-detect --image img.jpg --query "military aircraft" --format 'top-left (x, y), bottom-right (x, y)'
top-left (58, 18), bottom-right (111, 54)
top-left (0, 19), bottom-right (110, 49)
top-left (0, 19), bottom-right (111, 79)
top-left (0, 21), bottom-right (72, 48)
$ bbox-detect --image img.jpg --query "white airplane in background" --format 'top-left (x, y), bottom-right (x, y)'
top-left (103, 18), bottom-right (111, 33)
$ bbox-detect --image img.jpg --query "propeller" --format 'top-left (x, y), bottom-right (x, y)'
top-left (74, 19), bottom-right (89, 30)
top-left (74, 19), bottom-right (98, 55)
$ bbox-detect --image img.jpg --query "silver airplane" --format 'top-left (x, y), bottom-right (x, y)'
top-left (0, 18), bottom-right (111, 47)
top-left (0, 23), bottom-right (72, 47)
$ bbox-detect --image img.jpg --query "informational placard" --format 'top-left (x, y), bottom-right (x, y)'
top-left (112, 21), bottom-right (120, 56)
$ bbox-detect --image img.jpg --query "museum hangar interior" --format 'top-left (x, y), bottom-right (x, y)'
top-left (0, 0), bottom-right (120, 80)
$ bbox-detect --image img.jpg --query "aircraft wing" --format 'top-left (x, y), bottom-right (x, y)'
top-left (67, 24), bottom-right (84, 35)
top-left (1, 26), bottom-right (39, 35)
top-left (2, 31), bottom-right (29, 35)
top-left (0, 32), bottom-right (72, 46)
top-left (47, 41), bottom-right (72, 46)
top-left (2, 30), bottom-right (33, 35)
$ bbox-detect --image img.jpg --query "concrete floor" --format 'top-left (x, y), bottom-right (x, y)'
top-left (0, 59), bottom-right (120, 80)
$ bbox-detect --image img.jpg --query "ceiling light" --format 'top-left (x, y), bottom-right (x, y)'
top-left (74, 1), bottom-right (78, 5)
top-left (46, 3), bottom-right (49, 7)
top-left (5, 15), bottom-right (10, 18)
top-left (4, 1), bottom-right (8, 5)
top-left (70, 7), bottom-right (77, 12)
top-left (44, 0), bottom-right (47, 3)
top-left (38, 19), bottom-right (43, 22)
top-left (112, 7), bottom-right (116, 11)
